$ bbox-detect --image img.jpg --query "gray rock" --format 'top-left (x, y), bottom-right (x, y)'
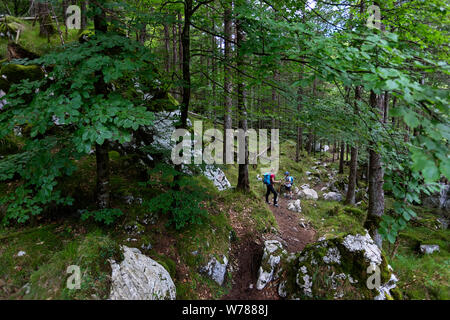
top-left (256, 240), bottom-right (287, 290)
top-left (281, 232), bottom-right (399, 300)
top-left (323, 192), bottom-right (343, 202)
top-left (200, 255), bottom-right (228, 286)
top-left (437, 218), bottom-right (449, 230)
top-left (298, 188), bottom-right (318, 200)
top-left (203, 165), bottom-right (231, 191)
top-left (17, 251), bottom-right (26, 257)
top-left (419, 244), bottom-right (440, 254)
top-left (109, 246), bottom-right (176, 300)
top-left (287, 199), bottom-right (302, 213)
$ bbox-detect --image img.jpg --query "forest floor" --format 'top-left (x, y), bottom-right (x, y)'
top-left (1, 139), bottom-right (448, 300)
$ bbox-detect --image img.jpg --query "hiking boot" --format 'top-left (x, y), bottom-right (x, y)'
top-left (274, 203), bottom-right (279, 208)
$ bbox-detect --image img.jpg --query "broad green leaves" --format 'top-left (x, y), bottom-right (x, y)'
top-left (0, 33), bottom-right (162, 223)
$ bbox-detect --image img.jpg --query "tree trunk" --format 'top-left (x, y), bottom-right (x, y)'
top-left (80, 0), bottom-right (88, 31)
top-left (295, 75), bottom-right (303, 162)
top-left (339, 141), bottom-right (345, 174)
top-left (93, 0), bottom-right (110, 210)
top-left (345, 86), bottom-right (361, 205)
top-left (235, 1), bottom-right (249, 192)
top-left (164, 22), bottom-right (171, 72)
top-left (180, 1), bottom-right (192, 129)
top-left (37, 1), bottom-right (55, 37)
top-left (223, 2), bottom-right (233, 162)
top-left (365, 90), bottom-right (385, 248)
top-left (345, 147), bottom-right (358, 205)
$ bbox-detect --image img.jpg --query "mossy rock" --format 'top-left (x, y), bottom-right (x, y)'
top-left (0, 63), bottom-right (43, 92)
top-left (279, 233), bottom-right (401, 300)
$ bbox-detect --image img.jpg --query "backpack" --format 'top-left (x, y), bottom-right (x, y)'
top-left (263, 172), bottom-right (271, 185)
top-left (288, 176), bottom-right (294, 184)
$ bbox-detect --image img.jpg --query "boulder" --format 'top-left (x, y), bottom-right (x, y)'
top-left (323, 192), bottom-right (343, 202)
top-left (203, 165), bottom-right (231, 191)
top-left (256, 240), bottom-right (287, 290)
top-left (298, 188), bottom-right (318, 200)
top-left (287, 199), bottom-right (302, 213)
top-left (419, 244), bottom-right (440, 255)
top-left (278, 232), bottom-right (401, 300)
top-left (200, 255), bottom-right (228, 286)
top-left (109, 246), bottom-right (176, 300)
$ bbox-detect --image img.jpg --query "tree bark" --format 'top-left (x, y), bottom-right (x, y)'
top-left (339, 141), bottom-right (345, 174)
top-left (365, 90), bottom-right (385, 248)
top-left (93, 0), bottom-right (110, 210)
top-left (164, 22), bottom-right (171, 72)
top-left (223, 2), bottom-right (233, 162)
top-left (179, 1), bottom-right (192, 129)
top-left (37, 1), bottom-right (55, 37)
top-left (235, 1), bottom-right (249, 192)
top-left (295, 74), bottom-right (303, 162)
top-left (81, 0), bottom-right (87, 31)
top-left (345, 86), bottom-right (361, 205)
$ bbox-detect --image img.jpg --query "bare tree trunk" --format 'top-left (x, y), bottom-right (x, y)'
top-left (365, 90), bottom-right (385, 248)
top-left (223, 2), bottom-right (232, 162)
top-left (235, 1), bottom-right (249, 192)
top-left (339, 141), bottom-right (345, 174)
top-left (296, 73), bottom-right (303, 162)
top-left (37, 1), bottom-right (55, 38)
top-left (179, 1), bottom-right (192, 129)
top-left (94, 1), bottom-right (110, 210)
top-left (164, 22), bottom-right (170, 72)
top-left (81, 0), bottom-right (87, 31)
top-left (345, 86), bottom-right (361, 205)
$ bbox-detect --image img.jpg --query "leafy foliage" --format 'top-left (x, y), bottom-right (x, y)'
top-left (80, 208), bottom-right (124, 225)
top-left (142, 164), bottom-right (210, 230)
top-left (0, 32), bottom-right (162, 223)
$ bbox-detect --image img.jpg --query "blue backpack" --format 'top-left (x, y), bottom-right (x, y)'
top-left (263, 173), bottom-right (271, 185)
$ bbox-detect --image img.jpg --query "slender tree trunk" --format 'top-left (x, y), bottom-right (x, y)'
top-left (93, 0), bottom-right (110, 210)
top-left (37, 1), bottom-right (55, 37)
top-left (365, 90), bottom-right (385, 248)
top-left (81, 0), bottom-right (87, 30)
top-left (339, 141), bottom-right (345, 174)
top-left (179, 1), bottom-right (192, 129)
top-left (345, 86), bottom-right (361, 205)
top-left (164, 23), bottom-right (170, 72)
top-left (223, 2), bottom-right (232, 162)
top-left (295, 74), bottom-right (303, 162)
top-left (235, 1), bottom-right (249, 192)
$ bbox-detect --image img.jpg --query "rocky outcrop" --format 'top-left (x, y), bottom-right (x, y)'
top-left (287, 199), bottom-right (302, 213)
top-left (109, 246), bottom-right (176, 300)
top-left (200, 255), bottom-right (228, 286)
top-left (278, 232), bottom-right (401, 300)
top-left (323, 192), bottom-right (343, 202)
top-left (203, 166), bottom-right (232, 191)
top-left (298, 188), bottom-right (318, 201)
top-left (422, 183), bottom-right (450, 214)
top-left (420, 244), bottom-right (440, 255)
top-left (256, 240), bottom-right (287, 290)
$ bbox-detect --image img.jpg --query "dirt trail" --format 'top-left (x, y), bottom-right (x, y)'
top-left (223, 196), bottom-right (316, 300)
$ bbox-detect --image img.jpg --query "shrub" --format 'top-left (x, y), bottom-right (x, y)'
top-left (142, 164), bottom-right (210, 230)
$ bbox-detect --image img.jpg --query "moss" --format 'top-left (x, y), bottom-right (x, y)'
top-left (282, 235), bottom-right (400, 300)
top-left (0, 63), bottom-right (43, 91)
top-left (154, 255), bottom-right (177, 279)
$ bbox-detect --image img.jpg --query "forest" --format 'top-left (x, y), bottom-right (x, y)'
top-left (0, 0), bottom-right (448, 302)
